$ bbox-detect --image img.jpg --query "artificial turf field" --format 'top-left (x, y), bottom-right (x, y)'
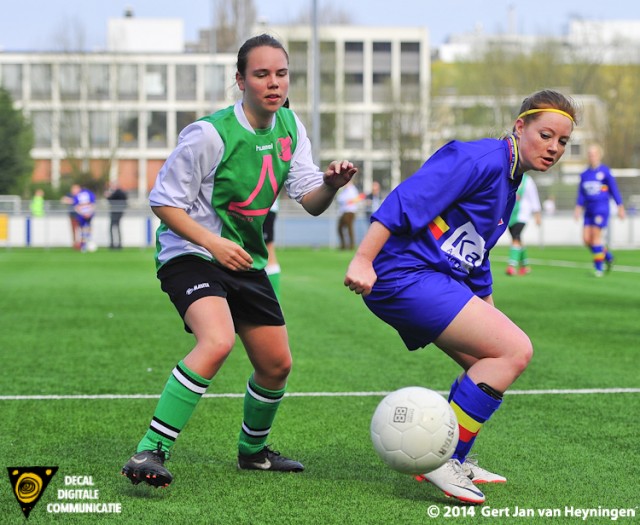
top-left (1, 246), bottom-right (638, 524)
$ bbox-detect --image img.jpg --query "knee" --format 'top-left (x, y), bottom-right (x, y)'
top-left (259, 353), bottom-right (293, 384)
top-left (271, 355), bottom-right (293, 382)
top-left (197, 334), bottom-right (236, 361)
top-left (512, 337), bottom-right (534, 376)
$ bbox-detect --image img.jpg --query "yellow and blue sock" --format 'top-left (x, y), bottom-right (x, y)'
top-left (591, 245), bottom-right (605, 272)
top-left (449, 374), bottom-right (502, 463)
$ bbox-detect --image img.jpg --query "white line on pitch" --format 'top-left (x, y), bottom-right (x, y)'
top-left (1, 388), bottom-right (639, 401)
top-left (492, 255), bottom-right (640, 273)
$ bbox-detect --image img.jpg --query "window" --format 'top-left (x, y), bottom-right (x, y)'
top-left (372, 113), bottom-right (392, 150)
top-left (59, 64), bottom-right (81, 101)
top-left (204, 64), bottom-right (226, 102)
top-left (1, 64), bottom-right (23, 100)
top-left (320, 71), bottom-right (336, 103)
top-left (372, 42), bottom-right (392, 74)
top-left (31, 64), bottom-right (52, 100)
top-left (145, 65), bottom-right (167, 101)
top-left (401, 42), bottom-right (420, 72)
top-left (118, 111), bottom-right (138, 148)
top-left (117, 64), bottom-right (138, 100)
top-left (320, 112), bottom-right (336, 150)
top-left (372, 160), bottom-right (393, 192)
top-left (344, 42), bottom-right (364, 72)
top-left (31, 111), bottom-right (52, 147)
top-left (289, 41), bottom-right (308, 104)
top-left (400, 73), bottom-right (420, 103)
top-left (177, 111), bottom-right (196, 136)
top-left (87, 64), bottom-right (110, 100)
top-left (310, 42), bottom-right (336, 103)
top-left (60, 111), bottom-right (82, 149)
top-left (89, 111), bottom-right (111, 148)
top-left (372, 72), bottom-right (392, 103)
top-left (570, 143), bottom-right (581, 158)
top-left (176, 64), bottom-right (196, 101)
top-left (401, 159), bottom-right (421, 181)
top-left (344, 73), bottom-right (364, 103)
top-left (345, 113), bottom-right (366, 149)
top-left (147, 111), bottom-right (167, 148)
top-left (399, 111), bottom-right (422, 149)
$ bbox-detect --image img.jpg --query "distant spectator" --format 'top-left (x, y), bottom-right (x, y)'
top-left (337, 180), bottom-right (363, 250)
top-left (365, 181), bottom-right (383, 222)
top-left (105, 182), bottom-right (128, 249)
top-left (30, 189), bottom-right (45, 217)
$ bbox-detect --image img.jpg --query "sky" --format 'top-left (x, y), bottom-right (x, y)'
top-left (2, 0), bottom-right (640, 51)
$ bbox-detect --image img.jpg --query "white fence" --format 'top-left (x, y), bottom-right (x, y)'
top-left (1, 208), bottom-right (638, 249)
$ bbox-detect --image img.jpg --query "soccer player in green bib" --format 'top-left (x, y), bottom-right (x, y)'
top-left (121, 34), bottom-right (357, 487)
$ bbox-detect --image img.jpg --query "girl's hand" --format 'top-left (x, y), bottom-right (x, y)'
top-left (207, 236), bottom-right (253, 271)
top-left (344, 254), bottom-right (377, 296)
top-left (323, 160), bottom-right (358, 189)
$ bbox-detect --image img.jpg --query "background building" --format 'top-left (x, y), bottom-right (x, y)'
top-left (0, 18), bottom-right (430, 201)
top-left (0, 13), bottom-right (638, 248)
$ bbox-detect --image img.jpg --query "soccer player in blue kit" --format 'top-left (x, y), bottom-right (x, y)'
top-left (573, 144), bottom-right (625, 277)
top-left (344, 90), bottom-right (578, 504)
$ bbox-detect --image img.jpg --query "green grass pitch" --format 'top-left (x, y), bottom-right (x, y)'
top-left (1, 246), bottom-right (638, 524)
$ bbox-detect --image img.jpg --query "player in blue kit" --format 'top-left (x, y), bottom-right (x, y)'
top-left (344, 90), bottom-right (578, 504)
top-left (573, 144), bottom-right (625, 277)
top-left (68, 184), bottom-right (96, 252)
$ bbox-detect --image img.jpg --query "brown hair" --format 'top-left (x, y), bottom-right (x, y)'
top-left (236, 34), bottom-right (289, 77)
top-left (517, 90), bottom-right (579, 125)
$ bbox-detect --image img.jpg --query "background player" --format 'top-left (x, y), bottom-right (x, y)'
top-left (506, 173), bottom-right (541, 275)
top-left (574, 144), bottom-right (625, 276)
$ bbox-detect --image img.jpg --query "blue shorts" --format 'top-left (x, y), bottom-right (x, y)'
top-left (584, 210), bottom-right (609, 228)
top-left (363, 268), bottom-right (474, 350)
top-left (76, 215), bottom-right (93, 227)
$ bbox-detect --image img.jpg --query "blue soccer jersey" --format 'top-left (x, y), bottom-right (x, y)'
top-left (576, 164), bottom-right (623, 217)
top-left (371, 137), bottom-right (521, 299)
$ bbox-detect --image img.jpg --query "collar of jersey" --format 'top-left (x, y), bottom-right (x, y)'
top-left (503, 133), bottom-right (519, 180)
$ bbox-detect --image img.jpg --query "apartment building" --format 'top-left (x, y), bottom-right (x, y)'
top-left (0, 16), bottom-right (430, 199)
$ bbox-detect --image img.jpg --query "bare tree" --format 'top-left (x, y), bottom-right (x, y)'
top-left (290, 2), bottom-right (353, 25)
top-left (213, 0), bottom-right (257, 53)
top-left (49, 16), bottom-right (87, 52)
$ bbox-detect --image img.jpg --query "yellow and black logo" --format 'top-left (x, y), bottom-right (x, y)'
top-left (7, 466), bottom-right (58, 519)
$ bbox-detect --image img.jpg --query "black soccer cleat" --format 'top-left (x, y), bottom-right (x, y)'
top-left (121, 442), bottom-right (173, 487)
top-left (605, 257), bottom-right (614, 273)
top-left (237, 445), bottom-right (304, 472)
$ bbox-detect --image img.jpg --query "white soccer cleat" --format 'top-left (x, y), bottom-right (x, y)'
top-left (422, 459), bottom-right (485, 504)
top-left (462, 457), bottom-right (507, 484)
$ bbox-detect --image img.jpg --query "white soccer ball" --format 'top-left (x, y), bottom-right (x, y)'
top-left (371, 386), bottom-right (459, 475)
top-left (86, 241), bottom-right (98, 252)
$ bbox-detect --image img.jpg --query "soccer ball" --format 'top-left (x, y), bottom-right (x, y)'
top-left (370, 386), bottom-right (459, 475)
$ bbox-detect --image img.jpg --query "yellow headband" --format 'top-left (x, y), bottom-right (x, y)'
top-left (517, 108), bottom-right (574, 123)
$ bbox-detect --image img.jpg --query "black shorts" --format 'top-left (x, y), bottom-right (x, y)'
top-left (508, 222), bottom-right (525, 242)
top-left (263, 211), bottom-right (276, 244)
top-left (157, 255), bottom-right (284, 333)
